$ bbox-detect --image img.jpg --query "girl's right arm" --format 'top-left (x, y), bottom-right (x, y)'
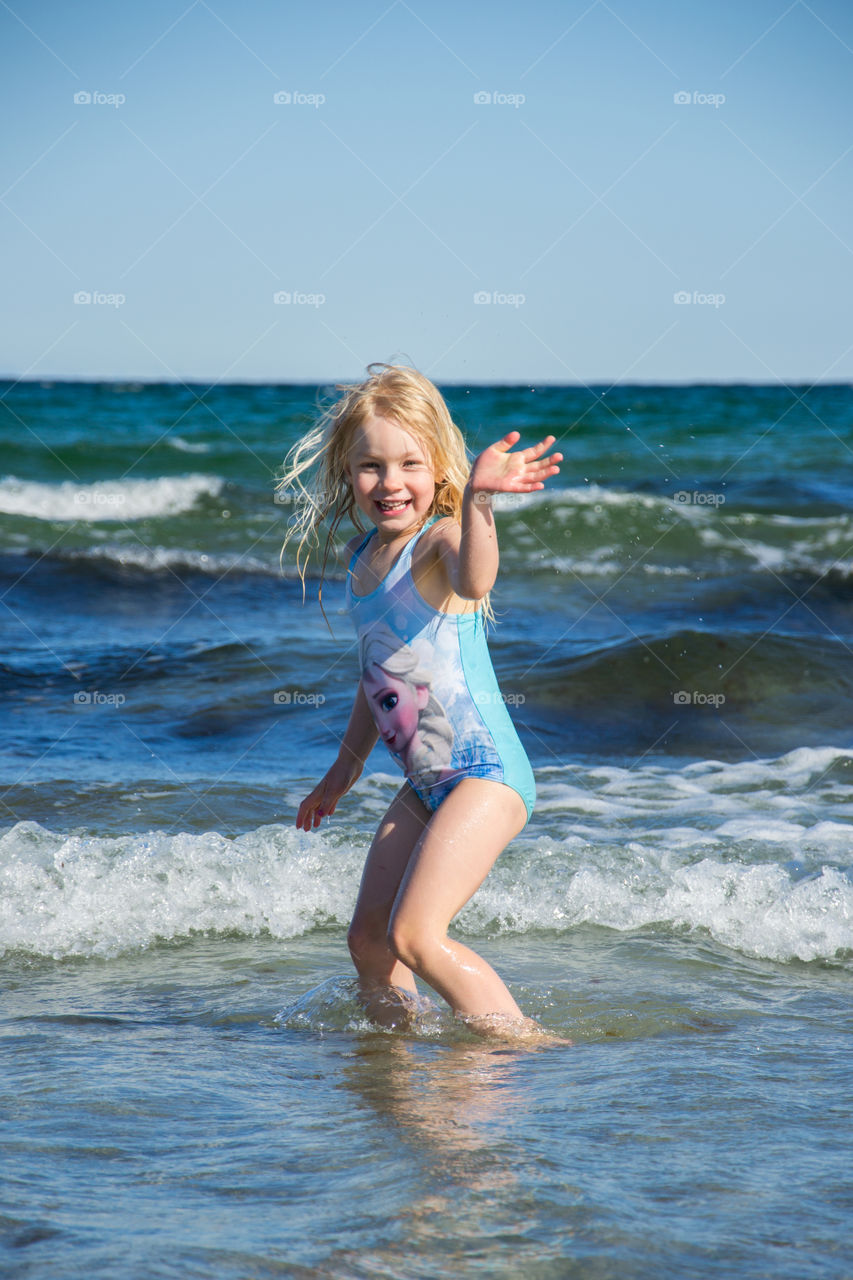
top-left (295, 680), bottom-right (379, 831)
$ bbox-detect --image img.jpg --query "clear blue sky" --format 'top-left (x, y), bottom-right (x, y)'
top-left (2, 0), bottom-right (852, 383)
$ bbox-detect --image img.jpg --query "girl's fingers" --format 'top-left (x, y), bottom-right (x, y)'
top-left (297, 790), bottom-right (323, 829)
top-left (523, 435), bottom-right (556, 460)
top-left (489, 431), bottom-right (521, 453)
top-left (295, 784), bottom-right (345, 830)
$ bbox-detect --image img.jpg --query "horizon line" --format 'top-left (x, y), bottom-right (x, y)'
top-left (2, 375), bottom-right (851, 390)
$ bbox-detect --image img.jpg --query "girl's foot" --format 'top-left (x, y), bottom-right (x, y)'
top-left (457, 1012), bottom-right (572, 1047)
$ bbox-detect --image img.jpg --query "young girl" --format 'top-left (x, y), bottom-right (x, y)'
top-left (281, 364), bottom-right (562, 1037)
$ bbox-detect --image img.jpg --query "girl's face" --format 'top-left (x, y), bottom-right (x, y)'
top-left (347, 414), bottom-right (438, 536)
top-left (362, 665), bottom-right (429, 757)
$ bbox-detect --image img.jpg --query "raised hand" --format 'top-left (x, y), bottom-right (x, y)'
top-left (468, 432), bottom-right (562, 497)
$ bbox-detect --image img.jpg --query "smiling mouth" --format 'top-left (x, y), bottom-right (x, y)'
top-left (375, 499), bottom-right (411, 513)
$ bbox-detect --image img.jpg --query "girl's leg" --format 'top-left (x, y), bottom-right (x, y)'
top-left (347, 782), bottom-right (431, 1020)
top-left (387, 778), bottom-right (528, 1021)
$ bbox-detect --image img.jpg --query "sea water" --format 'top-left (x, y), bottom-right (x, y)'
top-left (1, 381), bottom-right (852, 1278)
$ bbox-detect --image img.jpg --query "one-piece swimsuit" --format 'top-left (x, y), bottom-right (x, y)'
top-left (345, 515), bottom-right (536, 823)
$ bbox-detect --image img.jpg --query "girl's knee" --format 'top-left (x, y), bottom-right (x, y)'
top-left (348, 912), bottom-right (393, 966)
top-left (387, 912), bottom-right (439, 974)
top-left (347, 919), bottom-right (373, 962)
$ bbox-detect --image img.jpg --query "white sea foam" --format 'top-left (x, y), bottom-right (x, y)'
top-left (0, 474), bottom-right (223, 522)
top-left (503, 484), bottom-right (667, 512)
top-left (465, 850), bottom-right (853, 964)
top-left (502, 486), bottom-right (853, 578)
top-left (60, 543), bottom-right (278, 576)
top-left (0, 822), bottom-right (367, 960)
top-left (2, 745), bottom-right (851, 964)
top-left (535, 747), bottom-right (853, 837)
top-left (514, 484), bottom-right (853, 528)
top-left (167, 436), bottom-right (211, 454)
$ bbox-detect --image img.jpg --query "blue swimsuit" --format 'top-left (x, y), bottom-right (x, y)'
top-left (345, 516), bottom-right (536, 823)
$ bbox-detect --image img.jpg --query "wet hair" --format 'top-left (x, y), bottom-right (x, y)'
top-left (277, 363), bottom-right (490, 623)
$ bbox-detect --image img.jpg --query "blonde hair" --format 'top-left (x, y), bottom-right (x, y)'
top-left (278, 363), bottom-right (493, 623)
top-left (360, 623), bottom-right (433, 687)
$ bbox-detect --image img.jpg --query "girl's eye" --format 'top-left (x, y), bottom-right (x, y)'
top-left (380, 693), bottom-right (398, 712)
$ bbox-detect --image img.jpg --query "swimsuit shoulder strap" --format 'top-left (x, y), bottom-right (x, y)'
top-left (394, 514), bottom-right (442, 578)
top-left (347, 515), bottom-right (443, 598)
top-left (345, 529), bottom-right (376, 592)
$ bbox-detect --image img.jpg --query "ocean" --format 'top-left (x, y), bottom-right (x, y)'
top-left (1, 379), bottom-right (852, 1278)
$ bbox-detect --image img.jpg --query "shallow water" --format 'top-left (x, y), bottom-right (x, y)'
top-left (3, 932), bottom-right (851, 1279)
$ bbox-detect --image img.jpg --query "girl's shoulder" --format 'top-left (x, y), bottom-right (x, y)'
top-left (412, 515), bottom-right (477, 616)
top-left (420, 513), bottom-right (459, 545)
top-left (415, 514), bottom-right (460, 564)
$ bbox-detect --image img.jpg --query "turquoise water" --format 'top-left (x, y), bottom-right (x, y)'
top-left (1, 380), bottom-right (852, 1276)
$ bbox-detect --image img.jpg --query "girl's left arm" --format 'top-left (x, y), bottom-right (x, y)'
top-left (448, 432), bottom-right (562, 600)
top-left (454, 484), bottom-right (499, 600)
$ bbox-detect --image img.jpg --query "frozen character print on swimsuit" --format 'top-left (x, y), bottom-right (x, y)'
top-left (360, 624), bottom-right (455, 794)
